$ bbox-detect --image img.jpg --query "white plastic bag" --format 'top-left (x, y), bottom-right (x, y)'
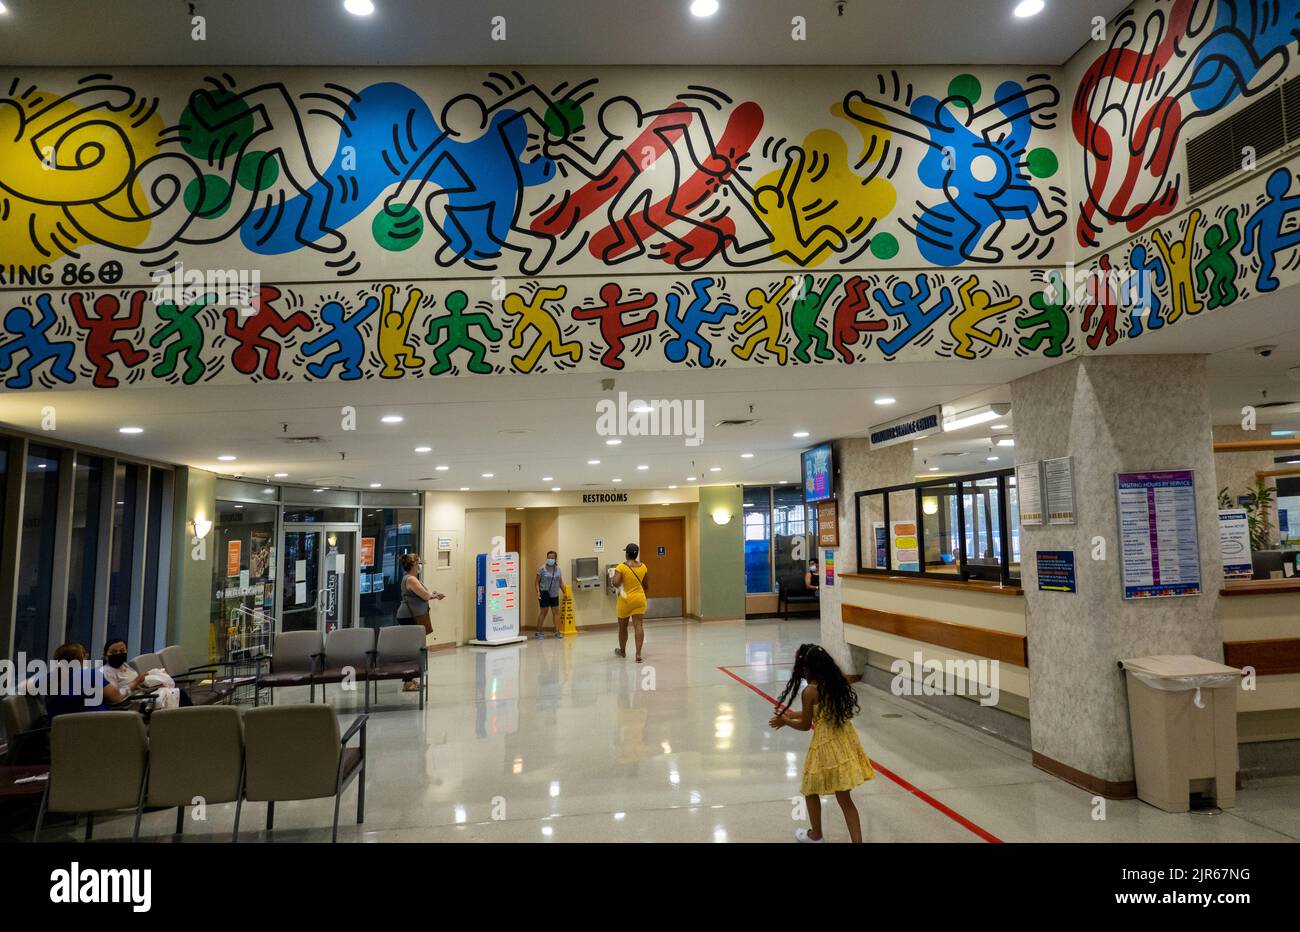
top-left (152, 687), bottom-right (181, 710)
top-left (143, 668), bottom-right (175, 689)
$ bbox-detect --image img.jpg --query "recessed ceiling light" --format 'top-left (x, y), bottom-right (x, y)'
top-left (516, 507), bottom-right (525, 511)
top-left (987, 456), bottom-right (1000, 462)
top-left (612, 478), bottom-right (623, 483)
top-left (637, 465), bottom-right (649, 471)
top-left (551, 487), bottom-right (562, 492)
top-left (996, 438), bottom-right (1015, 447)
top-left (741, 453), bottom-right (754, 459)
top-left (929, 467), bottom-right (940, 472)
top-left (1013, 0), bottom-right (1045, 18)
top-left (779, 480), bottom-right (788, 484)
top-left (313, 488), bottom-right (325, 493)
top-left (435, 465), bottom-right (449, 471)
top-left (344, 0), bottom-right (375, 16)
top-left (793, 431), bottom-right (809, 439)
top-left (481, 473), bottom-right (494, 478)
top-left (991, 423), bottom-right (1009, 430)
top-left (605, 438), bottom-right (622, 446)
top-left (874, 397), bottom-right (896, 406)
top-left (381, 415), bottom-right (403, 424)
top-left (709, 467), bottom-right (721, 472)
top-left (459, 487), bottom-right (470, 492)
top-left (687, 476), bottom-right (697, 481)
top-left (234, 505), bottom-right (243, 509)
top-left (37, 464), bottom-right (46, 469)
top-left (668, 485), bottom-right (678, 489)
top-left (262, 488), bottom-right (274, 494)
top-left (217, 455), bottom-right (237, 462)
top-left (588, 459), bottom-right (600, 465)
top-left (0, 3), bottom-right (10, 13)
top-left (542, 476), bottom-right (554, 481)
top-left (690, 0), bottom-right (719, 17)
top-left (369, 483), bottom-right (382, 488)
top-left (119, 426), bottom-right (144, 434)
top-left (273, 472), bottom-right (288, 478)
top-left (414, 446), bottom-right (432, 453)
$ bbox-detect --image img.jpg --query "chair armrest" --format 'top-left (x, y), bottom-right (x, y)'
top-left (340, 714), bottom-right (369, 745)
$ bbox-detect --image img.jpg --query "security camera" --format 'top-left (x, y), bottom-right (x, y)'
top-left (1255, 345), bottom-right (1278, 358)
top-left (834, 0), bottom-right (847, 14)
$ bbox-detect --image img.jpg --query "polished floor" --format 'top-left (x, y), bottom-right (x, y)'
top-left (29, 618), bottom-right (1300, 842)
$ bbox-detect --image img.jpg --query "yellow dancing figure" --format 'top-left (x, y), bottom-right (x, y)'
top-left (732, 276), bottom-right (793, 364)
top-left (377, 284), bottom-right (426, 378)
top-left (502, 285), bottom-right (583, 373)
top-left (1151, 209), bottom-right (1203, 324)
top-left (950, 275), bottom-right (1020, 359)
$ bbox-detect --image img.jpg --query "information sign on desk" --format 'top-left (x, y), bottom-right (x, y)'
top-left (1116, 470), bottom-right (1201, 599)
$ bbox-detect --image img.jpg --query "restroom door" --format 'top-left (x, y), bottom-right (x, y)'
top-left (639, 517), bottom-right (684, 618)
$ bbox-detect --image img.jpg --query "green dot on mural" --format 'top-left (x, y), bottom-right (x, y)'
top-left (870, 232), bottom-right (899, 261)
top-left (179, 87), bottom-right (254, 162)
top-left (373, 204), bottom-right (424, 252)
top-left (544, 99), bottom-right (585, 139)
top-left (183, 175), bottom-right (231, 219)
top-left (236, 151), bottom-right (279, 191)
top-left (947, 74), bottom-right (981, 108)
top-left (1027, 147), bottom-right (1059, 179)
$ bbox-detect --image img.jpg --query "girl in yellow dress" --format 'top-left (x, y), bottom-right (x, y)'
top-left (769, 643), bottom-right (874, 843)
top-left (612, 543), bottom-right (649, 662)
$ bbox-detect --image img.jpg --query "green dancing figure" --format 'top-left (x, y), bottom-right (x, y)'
top-left (1016, 272), bottom-right (1069, 358)
top-left (150, 294), bottom-right (213, 385)
top-left (424, 290), bottom-right (503, 375)
top-left (791, 274), bottom-right (839, 364)
top-left (1194, 208), bottom-right (1241, 310)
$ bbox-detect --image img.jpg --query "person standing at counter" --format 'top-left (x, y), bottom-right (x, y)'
top-left (397, 553), bottom-right (444, 692)
top-left (536, 550), bottom-right (564, 639)
top-left (612, 543), bottom-right (649, 663)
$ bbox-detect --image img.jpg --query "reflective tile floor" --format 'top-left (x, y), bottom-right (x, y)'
top-left (28, 618), bottom-right (1300, 842)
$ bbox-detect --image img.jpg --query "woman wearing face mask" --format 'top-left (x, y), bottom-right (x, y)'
top-left (397, 553), bottom-right (444, 691)
top-left (535, 550), bottom-right (564, 639)
top-left (102, 639), bottom-right (147, 694)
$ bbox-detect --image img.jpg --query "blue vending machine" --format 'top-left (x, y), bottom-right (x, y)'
top-left (471, 551), bottom-right (526, 646)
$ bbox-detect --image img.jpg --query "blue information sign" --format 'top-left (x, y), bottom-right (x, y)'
top-left (1036, 550), bottom-right (1077, 593)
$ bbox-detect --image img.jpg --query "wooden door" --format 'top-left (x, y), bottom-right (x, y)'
top-left (505, 522), bottom-right (521, 557)
top-left (639, 517), bottom-right (684, 618)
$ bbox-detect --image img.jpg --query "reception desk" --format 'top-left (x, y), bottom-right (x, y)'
top-left (1219, 579), bottom-right (1300, 742)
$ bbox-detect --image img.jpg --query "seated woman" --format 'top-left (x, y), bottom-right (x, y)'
top-left (27, 643), bottom-right (127, 718)
top-left (102, 639), bottom-right (147, 695)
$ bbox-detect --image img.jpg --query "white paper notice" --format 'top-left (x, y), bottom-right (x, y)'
top-left (295, 559), bottom-right (306, 579)
top-left (336, 554), bottom-right (346, 575)
top-left (1016, 462), bottom-right (1043, 525)
top-left (240, 569), bottom-right (250, 589)
top-left (1044, 457), bottom-right (1076, 525)
top-left (295, 581), bottom-right (307, 604)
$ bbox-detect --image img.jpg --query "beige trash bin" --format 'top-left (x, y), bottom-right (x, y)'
top-left (1120, 655), bottom-right (1242, 813)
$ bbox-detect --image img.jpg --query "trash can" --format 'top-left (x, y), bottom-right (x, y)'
top-left (1119, 655), bottom-right (1243, 813)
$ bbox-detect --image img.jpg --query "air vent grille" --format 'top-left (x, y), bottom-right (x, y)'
top-left (279, 435), bottom-right (322, 444)
top-left (714, 418), bottom-right (759, 428)
top-left (1187, 83), bottom-right (1293, 196)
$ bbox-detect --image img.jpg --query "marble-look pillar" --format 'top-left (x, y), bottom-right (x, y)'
top-left (819, 437), bottom-right (914, 671)
top-left (1010, 356), bottom-right (1224, 793)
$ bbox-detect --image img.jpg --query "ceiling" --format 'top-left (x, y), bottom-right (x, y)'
top-left (0, 0), bottom-right (1129, 67)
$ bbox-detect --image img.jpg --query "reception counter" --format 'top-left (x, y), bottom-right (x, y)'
top-left (1220, 579), bottom-right (1300, 742)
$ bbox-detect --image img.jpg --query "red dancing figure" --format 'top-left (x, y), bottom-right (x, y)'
top-left (571, 282), bottom-right (660, 370)
top-left (1082, 253), bottom-right (1119, 350)
top-left (69, 291), bottom-right (149, 388)
top-left (831, 276), bottom-right (885, 363)
top-left (223, 285), bottom-right (314, 378)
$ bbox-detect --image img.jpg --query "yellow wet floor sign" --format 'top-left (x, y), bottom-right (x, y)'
top-left (559, 583), bottom-right (578, 635)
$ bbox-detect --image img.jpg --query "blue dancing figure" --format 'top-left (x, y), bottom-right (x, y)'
top-left (1124, 243), bottom-right (1166, 337)
top-left (663, 277), bottom-right (738, 368)
top-left (0, 294), bottom-right (76, 389)
top-left (1242, 168), bottom-right (1300, 293)
top-left (872, 276), bottom-right (954, 358)
top-left (301, 295), bottom-right (379, 380)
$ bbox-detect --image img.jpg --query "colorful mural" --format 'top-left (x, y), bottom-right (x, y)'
top-left (0, 66), bottom-right (1065, 281)
top-left (1072, 0), bottom-right (1300, 248)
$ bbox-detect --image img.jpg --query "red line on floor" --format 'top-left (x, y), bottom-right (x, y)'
top-left (718, 664), bottom-right (1004, 844)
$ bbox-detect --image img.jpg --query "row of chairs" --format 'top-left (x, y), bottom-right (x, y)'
top-left (255, 626), bottom-right (428, 710)
top-left (130, 643), bottom-right (253, 706)
top-left (33, 704), bottom-right (367, 843)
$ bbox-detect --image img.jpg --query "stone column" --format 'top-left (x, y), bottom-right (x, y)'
top-left (1010, 356), bottom-right (1224, 795)
top-left (820, 437), bottom-right (913, 671)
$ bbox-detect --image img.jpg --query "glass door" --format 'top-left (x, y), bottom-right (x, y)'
top-left (279, 525), bottom-right (359, 634)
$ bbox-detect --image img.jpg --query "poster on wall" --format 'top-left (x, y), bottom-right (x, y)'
top-left (1016, 461), bottom-right (1043, 526)
top-left (249, 531), bottom-right (271, 581)
top-left (816, 500), bottom-right (839, 548)
top-left (874, 523), bottom-right (887, 568)
top-left (823, 550), bottom-right (835, 586)
top-left (226, 540), bottom-right (241, 578)
top-left (360, 537), bottom-right (376, 568)
top-left (1217, 509), bottom-right (1252, 580)
top-left (1035, 550), bottom-right (1076, 593)
top-left (1044, 456), bottom-right (1076, 525)
top-left (1116, 470), bottom-right (1202, 599)
top-left (892, 522), bottom-right (919, 572)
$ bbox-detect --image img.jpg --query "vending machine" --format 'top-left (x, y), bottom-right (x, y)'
top-left (471, 551), bottom-right (526, 646)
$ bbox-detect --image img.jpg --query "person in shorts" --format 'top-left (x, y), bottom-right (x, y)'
top-left (536, 550), bottom-right (564, 638)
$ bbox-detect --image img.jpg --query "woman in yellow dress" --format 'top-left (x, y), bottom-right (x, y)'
top-left (769, 643), bottom-right (874, 843)
top-left (612, 543), bottom-right (649, 662)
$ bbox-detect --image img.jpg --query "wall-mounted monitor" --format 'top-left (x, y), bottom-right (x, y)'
top-left (801, 442), bottom-right (834, 503)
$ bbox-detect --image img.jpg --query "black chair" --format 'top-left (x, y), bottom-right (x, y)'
top-left (777, 575), bottom-right (820, 620)
top-left (254, 630), bottom-right (324, 706)
top-left (0, 695), bottom-right (49, 765)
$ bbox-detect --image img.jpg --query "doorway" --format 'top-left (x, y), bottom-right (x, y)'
top-left (639, 516), bottom-right (685, 618)
top-left (279, 525), bottom-right (359, 634)
top-left (505, 522), bottom-right (521, 557)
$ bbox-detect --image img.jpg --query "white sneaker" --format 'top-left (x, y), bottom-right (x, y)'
top-left (795, 829), bottom-right (825, 843)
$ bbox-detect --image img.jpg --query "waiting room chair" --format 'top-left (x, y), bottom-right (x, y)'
top-left (142, 706), bottom-right (244, 841)
top-left (240, 705), bottom-right (368, 843)
top-left (314, 628), bottom-right (377, 711)
top-left (34, 712), bottom-right (148, 842)
top-left (368, 624), bottom-right (428, 709)
top-left (254, 630), bottom-right (323, 706)
top-left (1, 694), bottom-right (49, 765)
top-left (158, 644), bottom-right (247, 705)
top-left (777, 575), bottom-right (820, 620)
top-left (131, 652), bottom-right (163, 677)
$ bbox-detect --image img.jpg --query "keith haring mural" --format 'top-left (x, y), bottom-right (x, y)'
top-left (1072, 0), bottom-right (1300, 249)
top-left (0, 66), bottom-right (1066, 280)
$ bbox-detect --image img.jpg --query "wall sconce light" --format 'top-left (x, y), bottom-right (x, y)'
top-left (711, 508), bottom-right (733, 525)
top-left (922, 497), bottom-right (939, 516)
top-left (191, 517), bottom-right (213, 539)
